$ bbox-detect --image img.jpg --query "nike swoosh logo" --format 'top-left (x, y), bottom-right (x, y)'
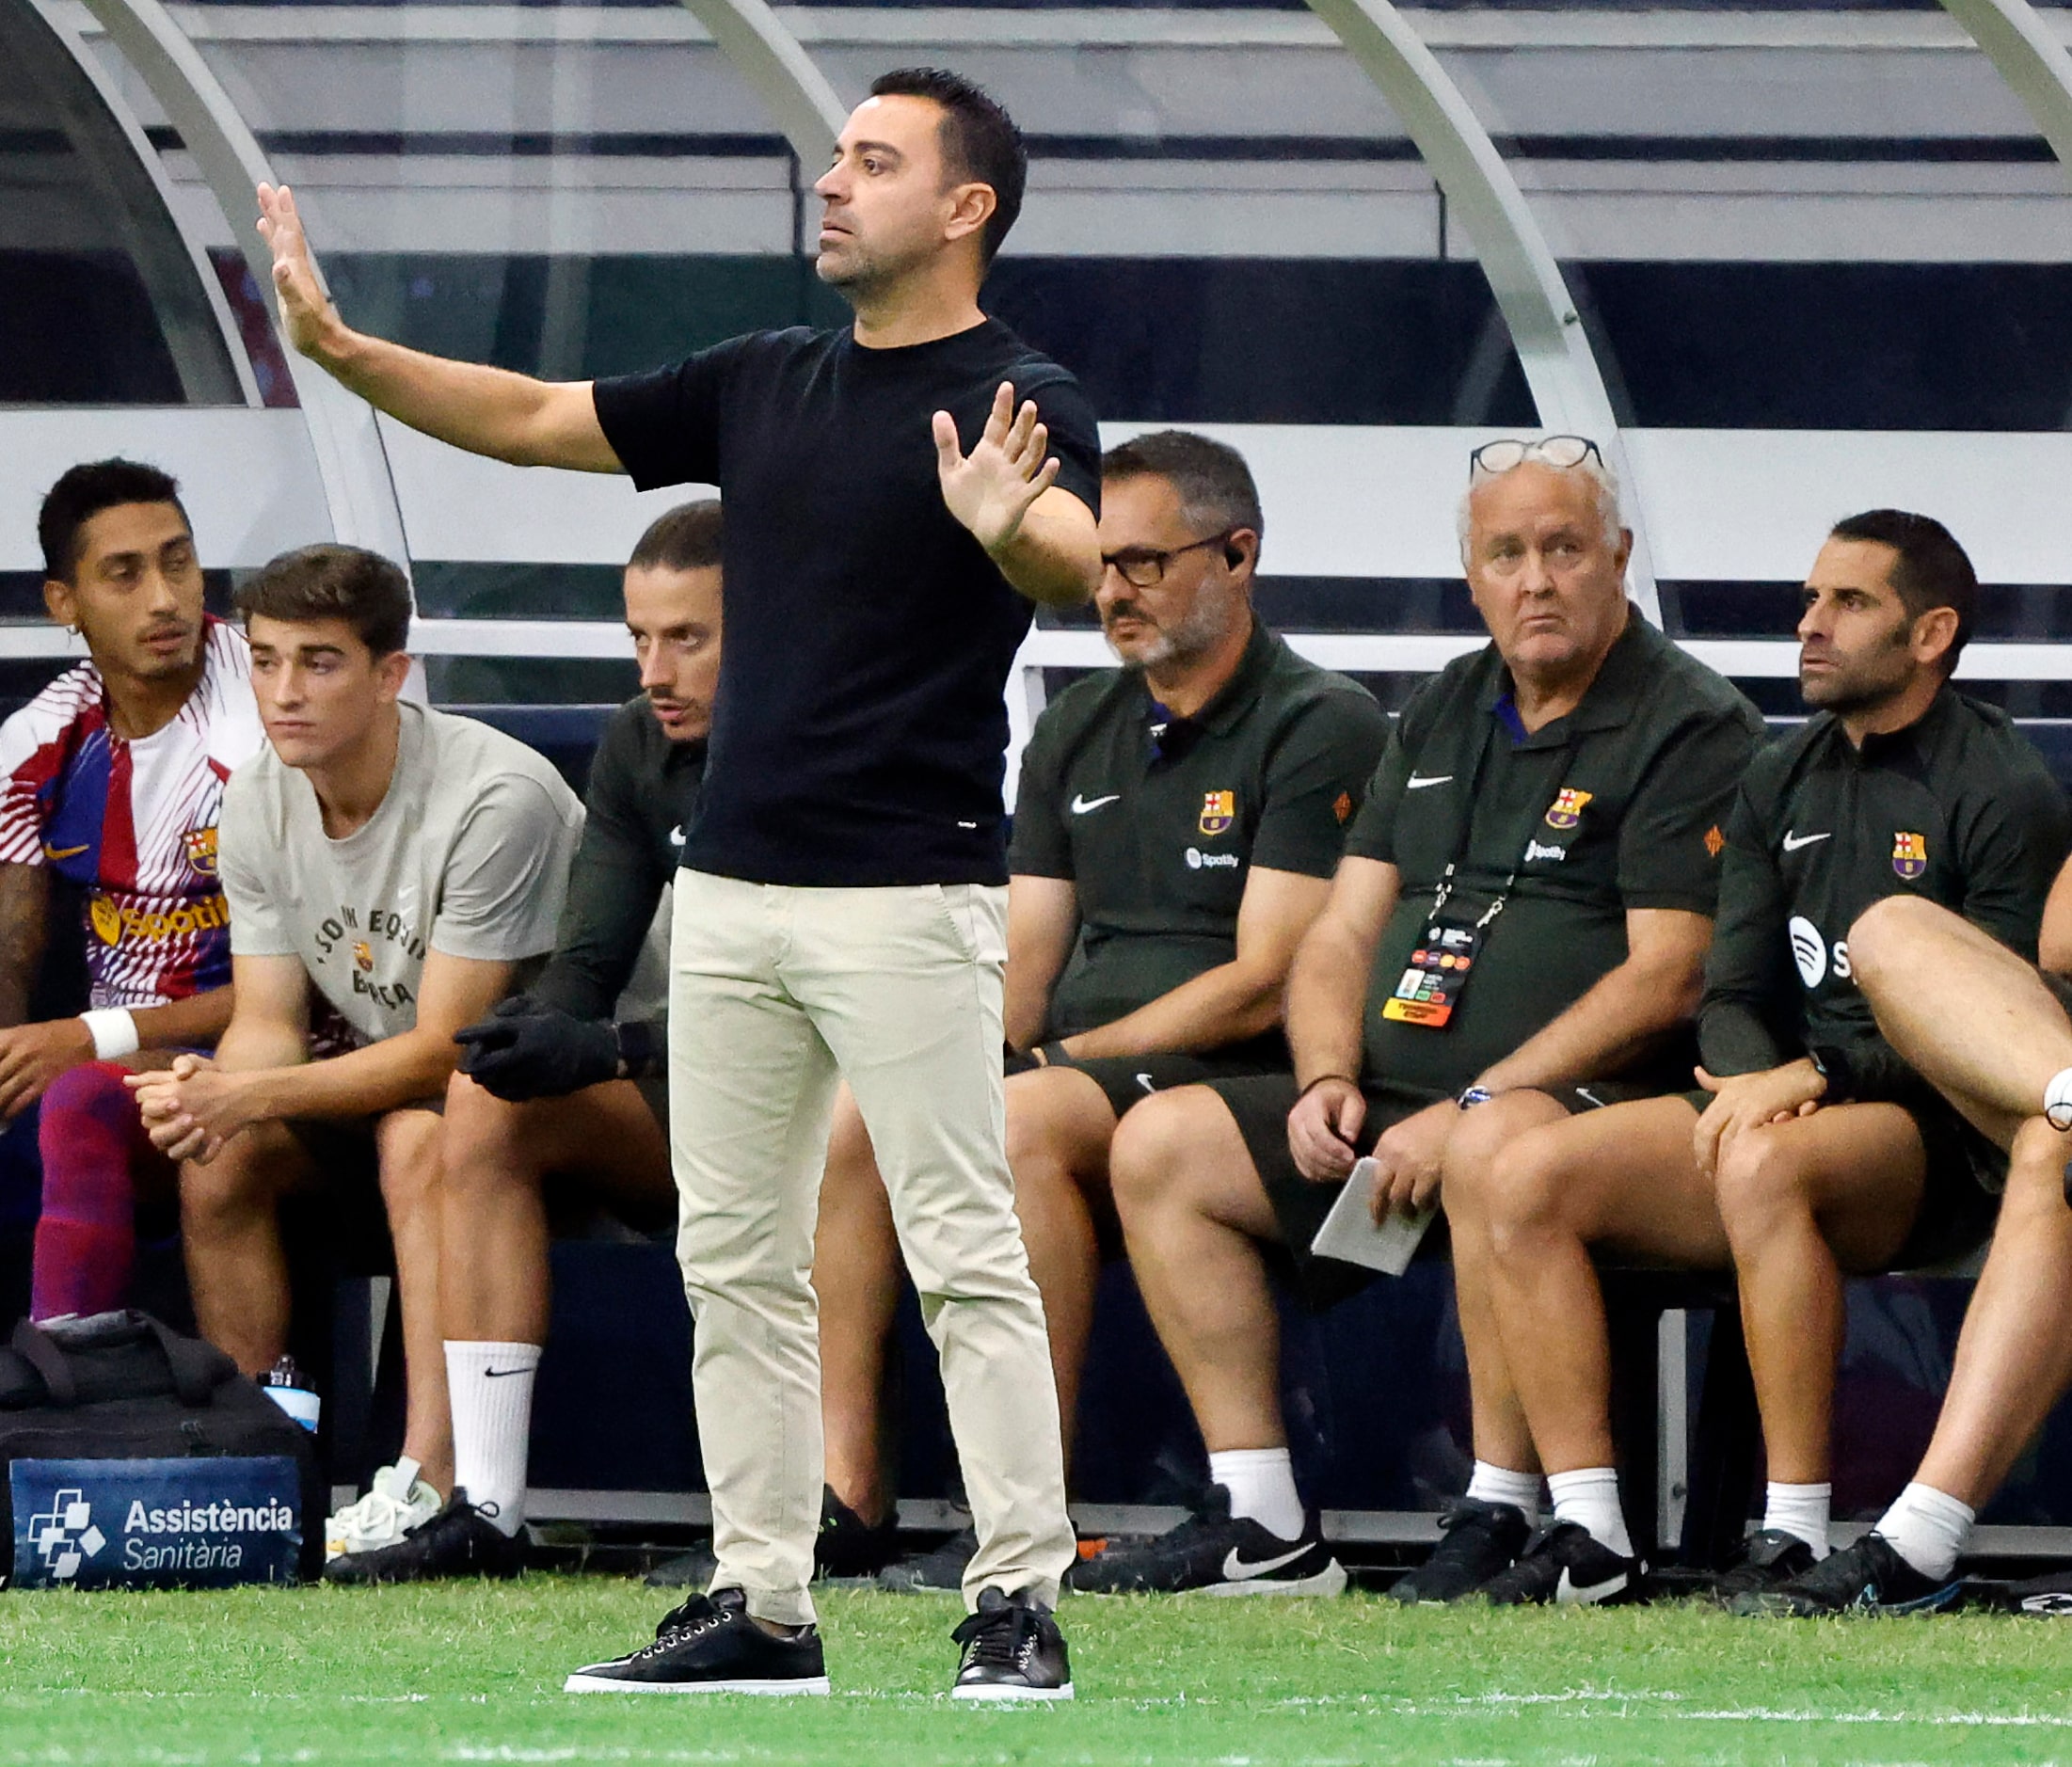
top-left (483, 1367), bottom-right (534, 1380)
top-left (42, 843), bottom-right (88, 860)
top-left (668, 825), bottom-right (685, 848)
top-left (1136, 1073), bottom-right (1156, 1094)
top-left (1782, 831), bottom-right (1831, 852)
top-left (1222, 1544), bottom-right (1312, 1580)
top-left (1555, 1567), bottom-right (1630, 1604)
top-left (1406, 775), bottom-right (1453, 790)
top-left (1072, 793), bottom-right (1121, 815)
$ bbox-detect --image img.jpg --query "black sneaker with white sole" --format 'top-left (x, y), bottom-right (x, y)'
top-left (324, 1491), bottom-right (525, 1584)
top-left (1065, 1484), bottom-right (1347, 1597)
top-left (1476, 1520), bottom-right (1642, 1606)
top-left (1387, 1498), bottom-right (1532, 1604)
top-left (950, 1586), bottom-right (1074, 1701)
top-left (1728, 1532), bottom-right (1961, 1617)
top-left (564, 1587), bottom-right (830, 1695)
top-left (1706, 1528), bottom-right (1818, 1606)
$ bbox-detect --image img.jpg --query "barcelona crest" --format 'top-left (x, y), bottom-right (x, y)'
top-left (1200, 789), bottom-right (1236, 836)
top-left (354, 941), bottom-right (375, 973)
top-left (1893, 831), bottom-right (1928, 881)
top-left (1544, 788), bottom-right (1593, 830)
top-left (183, 824), bottom-right (219, 878)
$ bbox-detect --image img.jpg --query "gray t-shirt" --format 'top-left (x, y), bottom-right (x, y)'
top-left (219, 701), bottom-right (584, 1045)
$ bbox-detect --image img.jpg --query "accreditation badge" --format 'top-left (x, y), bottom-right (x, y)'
top-left (1381, 920), bottom-right (1480, 1028)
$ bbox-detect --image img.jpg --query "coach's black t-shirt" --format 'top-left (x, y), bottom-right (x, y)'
top-left (592, 320), bottom-right (1103, 887)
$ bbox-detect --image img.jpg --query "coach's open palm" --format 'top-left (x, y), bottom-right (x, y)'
top-left (934, 380), bottom-right (1062, 555)
top-left (256, 183), bottom-right (334, 358)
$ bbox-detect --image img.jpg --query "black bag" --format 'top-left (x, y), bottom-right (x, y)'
top-left (0, 1312), bottom-right (323, 1588)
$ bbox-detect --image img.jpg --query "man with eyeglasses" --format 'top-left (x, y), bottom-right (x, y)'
top-left (795, 430), bottom-right (1387, 1596)
top-left (1449, 510), bottom-right (2065, 1611)
top-left (1070, 435), bottom-right (1762, 1597)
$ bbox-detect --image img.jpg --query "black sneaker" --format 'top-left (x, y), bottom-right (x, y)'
top-left (564, 1587), bottom-right (830, 1695)
top-left (1386, 1498), bottom-right (1532, 1604)
top-left (950, 1586), bottom-right (1074, 1701)
top-left (1728, 1532), bottom-right (1962, 1617)
top-left (644, 1488), bottom-right (897, 1589)
top-left (1065, 1485), bottom-right (1347, 1597)
top-left (879, 1525), bottom-right (976, 1593)
top-left (323, 1491), bottom-right (525, 1584)
top-left (1706, 1528), bottom-right (1818, 1606)
top-left (1476, 1520), bottom-right (1642, 1606)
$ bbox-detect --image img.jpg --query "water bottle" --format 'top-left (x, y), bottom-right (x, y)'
top-left (259, 1356), bottom-right (321, 1433)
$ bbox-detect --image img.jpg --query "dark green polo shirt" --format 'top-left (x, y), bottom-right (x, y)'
top-left (532, 695), bottom-right (706, 1025)
top-left (1345, 611), bottom-right (1765, 1094)
top-left (1011, 621), bottom-right (1389, 1040)
top-left (1701, 688), bottom-right (2070, 1104)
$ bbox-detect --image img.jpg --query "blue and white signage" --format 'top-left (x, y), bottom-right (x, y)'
top-left (12, 1457), bottom-right (303, 1589)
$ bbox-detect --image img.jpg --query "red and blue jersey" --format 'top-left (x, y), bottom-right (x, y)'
top-left (0, 620), bottom-right (262, 1010)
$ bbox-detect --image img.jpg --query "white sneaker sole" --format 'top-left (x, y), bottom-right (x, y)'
top-left (1194, 1560), bottom-right (1349, 1599)
top-left (563, 1673), bottom-right (831, 1695)
top-left (951, 1680), bottom-right (1075, 1702)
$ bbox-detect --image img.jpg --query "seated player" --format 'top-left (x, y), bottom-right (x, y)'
top-left (131, 546), bottom-right (582, 1560)
top-left (0, 460), bottom-right (262, 1320)
top-left (1452, 510), bottom-right (2066, 1605)
top-left (805, 431), bottom-right (1388, 1592)
top-left (1073, 435), bottom-right (1762, 1596)
top-left (322, 500), bottom-right (721, 1580)
top-left (1733, 869), bottom-right (2072, 1612)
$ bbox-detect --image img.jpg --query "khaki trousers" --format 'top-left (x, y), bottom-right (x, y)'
top-left (667, 868), bottom-right (1075, 1625)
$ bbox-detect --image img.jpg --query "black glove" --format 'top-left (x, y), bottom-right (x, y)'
top-left (453, 995), bottom-right (619, 1102)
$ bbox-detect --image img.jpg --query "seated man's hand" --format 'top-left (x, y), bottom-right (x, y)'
top-left (0, 1018), bottom-right (95, 1120)
top-left (454, 996), bottom-right (618, 1102)
top-left (1367, 1097), bottom-right (1455, 1221)
top-left (127, 1054), bottom-right (246, 1164)
top-left (1692, 1059), bottom-right (1825, 1180)
top-left (1288, 1076), bottom-right (1365, 1184)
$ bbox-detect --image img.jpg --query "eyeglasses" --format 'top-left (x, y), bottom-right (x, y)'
top-left (1100, 530), bottom-right (1235, 589)
top-left (1469, 435), bottom-right (1604, 481)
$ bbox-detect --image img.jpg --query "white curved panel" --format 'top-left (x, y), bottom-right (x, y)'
top-left (72, 0), bottom-right (411, 568)
top-left (1940, 0), bottom-right (2072, 174)
top-left (1301, 0), bottom-right (1658, 619)
top-left (676, 0), bottom-right (847, 171)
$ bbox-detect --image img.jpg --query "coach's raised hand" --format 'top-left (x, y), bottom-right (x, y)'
top-left (257, 183), bottom-right (339, 361)
top-left (249, 183), bottom-right (621, 472)
top-left (934, 381), bottom-right (1098, 607)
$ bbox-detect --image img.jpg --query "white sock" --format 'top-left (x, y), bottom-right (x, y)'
top-left (445, 1340), bottom-right (540, 1536)
top-left (1209, 1447), bottom-right (1306, 1542)
top-left (1875, 1481), bottom-right (1975, 1581)
top-left (1466, 1459), bottom-right (1541, 1523)
top-left (1761, 1481), bottom-right (1832, 1558)
top-left (1547, 1467), bottom-right (1633, 1559)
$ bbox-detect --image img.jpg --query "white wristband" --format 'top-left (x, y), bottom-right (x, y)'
top-left (77, 1008), bottom-right (140, 1061)
top-left (2046, 1067), bottom-right (2072, 1133)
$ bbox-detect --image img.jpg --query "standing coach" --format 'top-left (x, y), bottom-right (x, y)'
top-left (257, 69), bottom-right (1098, 1699)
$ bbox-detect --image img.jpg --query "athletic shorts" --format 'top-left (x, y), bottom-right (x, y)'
top-left (1210, 1073), bottom-right (1664, 1306)
top-left (1034, 1046), bottom-right (1289, 1122)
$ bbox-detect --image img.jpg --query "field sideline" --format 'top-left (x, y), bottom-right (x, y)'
top-left (4, 1579), bottom-right (2071, 1765)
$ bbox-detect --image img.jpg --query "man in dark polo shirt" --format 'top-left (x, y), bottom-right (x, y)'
top-left (260, 71), bottom-right (1096, 1697)
top-left (321, 500), bottom-right (719, 1584)
top-left (808, 432), bottom-right (1386, 1592)
top-left (1450, 512), bottom-right (2068, 1610)
top-left (1452, 511), bottom-right (2065, 1611)
top-left (1073, 435), bottom-right (1762, 1598)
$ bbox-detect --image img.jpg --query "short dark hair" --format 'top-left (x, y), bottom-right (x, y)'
top-left (1102, 431), bottom-right (1265, 552)
top-left (869, 68), bottom-right (1027, 266)
top-left (628, 499), bottom-right (724, 574)
top-left (39, 459), bottom-right (189, 581)
top-left (234, 544), bottom-right (413, 659)
top-left (1829, 508), bottom-right (1978, 673)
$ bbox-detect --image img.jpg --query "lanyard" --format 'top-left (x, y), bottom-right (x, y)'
top-left (1419, 707), bottom-right (1578, 932)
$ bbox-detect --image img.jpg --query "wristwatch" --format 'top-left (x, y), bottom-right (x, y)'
top-left (1456, 1084), bottom-right (1496, 1110)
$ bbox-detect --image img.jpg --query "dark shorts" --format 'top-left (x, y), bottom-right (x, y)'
top-left (1211, 1073), bottom-right (1664, 1306)
top-left (1041, 1047), bottom-right (1288, 1122)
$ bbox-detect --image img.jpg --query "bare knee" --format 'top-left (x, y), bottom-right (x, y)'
top-left (2001, 1117), bottom-right (2072, 1220)
top-left (180, 1138), bottom-right (279, 1231)
top-left (376, 1111), bottom-right (442, 1218)
top-left (1108, 1087), bottom-right (1224, 1221)
top-left (1848, 896), bottom-right (1949, 997)
top-left (1442, 1092), bottom-right (1565, 1217)
top-left (1713, 1126), bottom-right (1814, 1241)
top-left (1478, 1131), bottom-right (1579, 1261)
top-left (439, 1073), bottom-right (535, 1194)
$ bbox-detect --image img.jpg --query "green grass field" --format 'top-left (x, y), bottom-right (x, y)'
top-left (5, 1579), bottom-right (2072, 1766)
